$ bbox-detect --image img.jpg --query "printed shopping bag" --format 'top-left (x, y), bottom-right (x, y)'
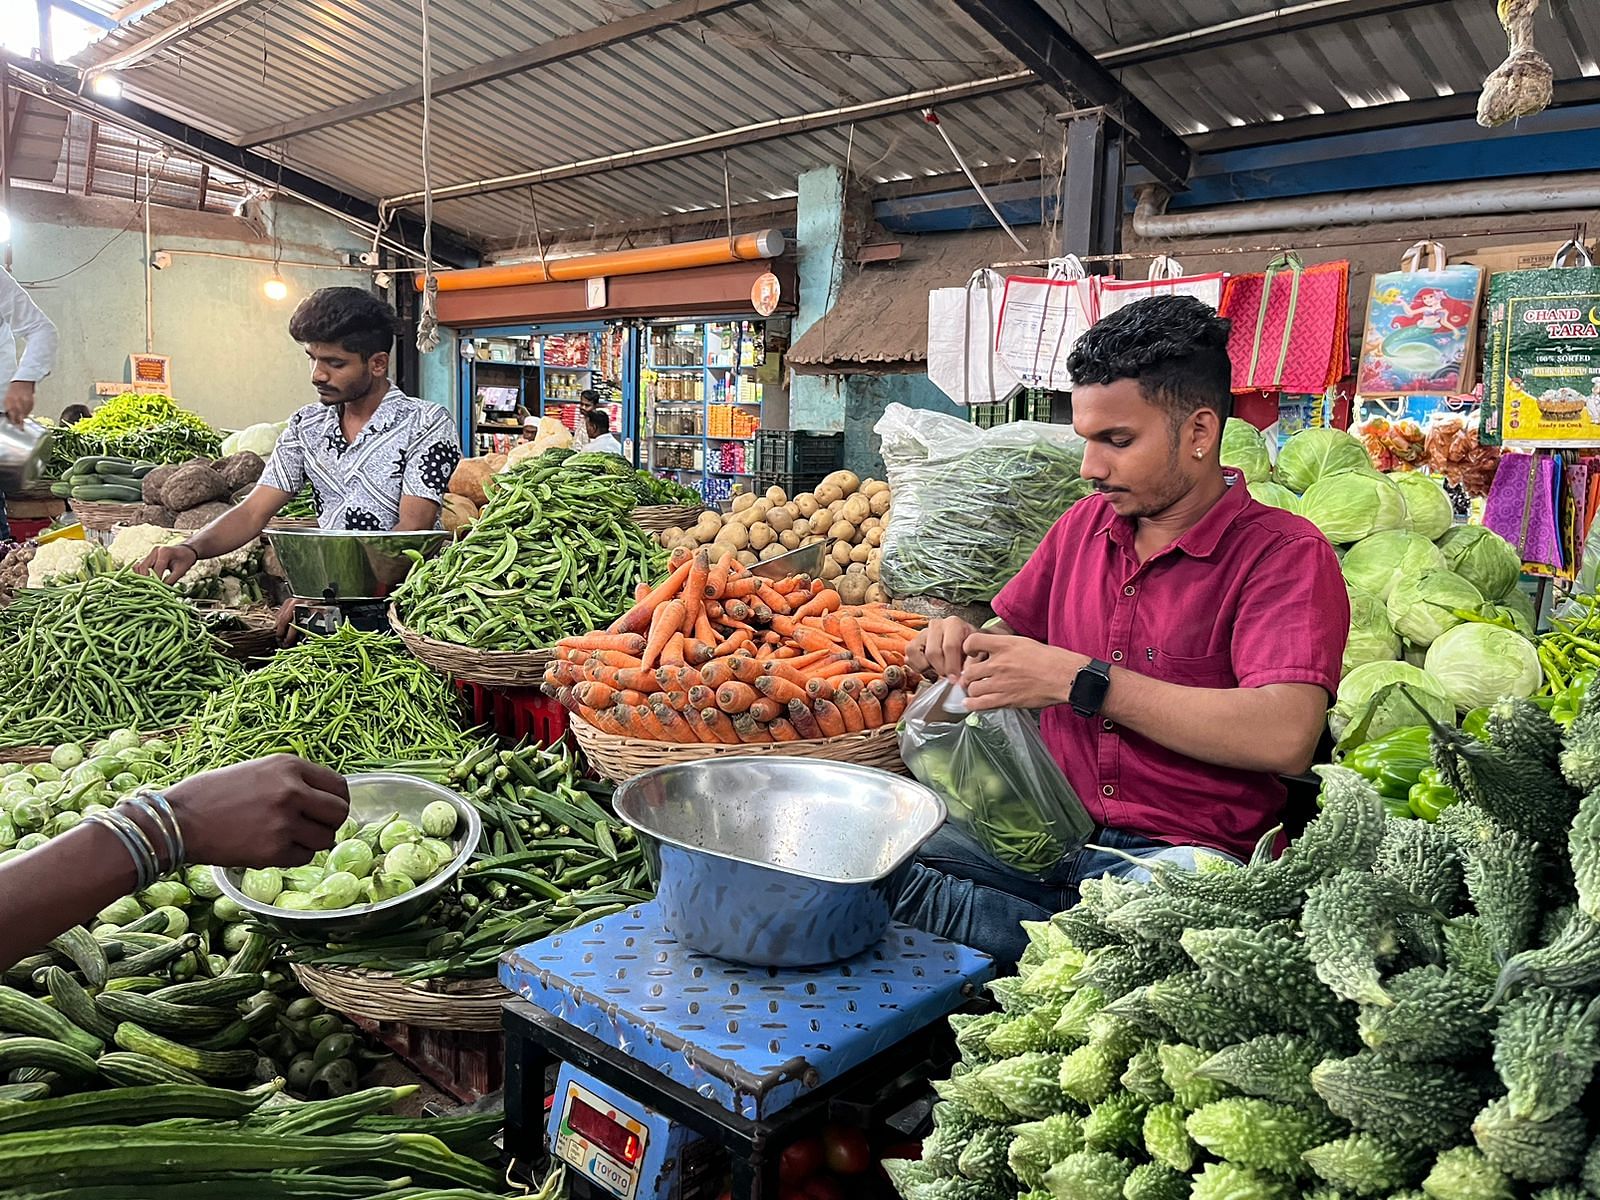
top-left (1220, 252), bottom-right (1351, 394)
top-left (1356, 241), bottom-right (1485, 397)
top-left (1098, 255), bottom-right (1227, 317)
top-left (925, 269), bottom-right (1025, 407)
top-left (1484, 450), bottom-right (1563, 574)
top-left (995, 255), bottom-right (1097, 390)
top-left (1487, 240), bottom-right (1600, 445)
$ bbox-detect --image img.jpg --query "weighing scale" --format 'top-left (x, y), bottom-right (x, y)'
top-left (263, 528), bottom-right (449, 635)
top-left (498, 903), bottom-right (994, 1200)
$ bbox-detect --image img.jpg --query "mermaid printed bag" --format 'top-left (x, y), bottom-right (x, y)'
top-left (1356, 241), bottom-right (1484, 398)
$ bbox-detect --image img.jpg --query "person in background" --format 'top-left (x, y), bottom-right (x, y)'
top-left (584, 408), bottom-right (623, 457)
top-left (0, 268), bottom-right (60, 541)
top-left (521, 414), bottom-right (541, 443)
top-left (59, 403), bottom-right (93, 426)
top-left (1, 755), bottom-right (349, 972)
top-left (573, 389), bottom-right (600, 449)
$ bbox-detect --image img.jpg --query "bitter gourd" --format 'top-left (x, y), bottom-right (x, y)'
top-left (973, 1052), bottom-right (1068, 1119)
top-left (1189, 1161), bottom-right (1298, 1200)
top-left (1180, 922), bottom-right (1346, 1042)
top-left (1008, 1112), bottom-right (1085, 1189)
top-left (1145, 972), bottom-right (1279, 1051)
top-left (1528, 1187), bottom-right (1586, 1200)
top-left (1302, 870), bottom-right (1410, 1007)
top-left (1444, 917), bottom-right (1500, 988)
top-left (1304, 1134), bottom-right (1429, 1196)
top-left (1569, 789), bottom-right (1600, 922)
top-left (1426, 708), bottom-right (1576, 842)
top-left (1492, 986), bottom-right (1600, 1121)
top-left (1310, 1051), bottom-right (1480, 1145)
top-left (1058, 1041), bottom-right (1129, 1106)
top-left (1083, 1090), bottom-right (1148, 1155)
top-left (1053, 901), bottom-right (1124, 953)
top-left (1486, 697), bottom-right (1563, 769)
top-left (985, 1011), bottom-right (1060, 1058)
top-left (1420, 1146), bottom-right (1516, 1200)
top-left (955, 1124), bottom-right (1013, 1188)
top-left (1104, 893), bottom-right (1264, 944)
top-left (1187, 1096), bottom-right (1344, 1177)
top-left (1437, 804), bottom-right (1541, 961)
top-left (1374, 817), bottom-right (1461, 965)
top-left (1143, 1101), bottom-right (1199, 1172)
top-left (1157, 1041), bottom-right (1234, 1111)
top-left (1051, 986), bottom-right (1108, 1045)
top-left (1471, 1097), bottom-right (1588, 1184)
top-left (1073, 940), bottom-right (1189, 1001)
top-left (1492, 908), bottom-right (1600, 1002)
top-left (1041, 1149), bottom-right (1129, 1200)
top-left (1122, 1162), bottom-right (1187, 1200)
top-left (1356, 965), bottom-right (1491, 1061)
top-left (1583, 1134), bottom-right (1600, 1196)
top-left (932, 1070), bottom-right (1011, 1122)
top-left (1020, 949), bottom-right (1086, 997)
top-left (1194, 1034), bottom-right (1325, 1107)
top-left (1103, 986), bottom-right (1169, 1039)
top-left (951, 1012), bottom-right (1006, 1063)
top-left (1119, 1043), bottom-right (1171, 1103)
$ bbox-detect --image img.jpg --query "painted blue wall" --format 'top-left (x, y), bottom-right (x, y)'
top-left (844, 374), bottom-right (963, 477)
top-left (790, 166), bottom-right (847, 433)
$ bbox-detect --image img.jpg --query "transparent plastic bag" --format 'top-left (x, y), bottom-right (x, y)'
top-left (873, 403), bottom-right (1092, 605)
top-left (898, 679), bottom-right (1094, 878)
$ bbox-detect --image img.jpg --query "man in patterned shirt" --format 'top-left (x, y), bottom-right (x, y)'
top-left (140, 287), bottom-right (461, 585)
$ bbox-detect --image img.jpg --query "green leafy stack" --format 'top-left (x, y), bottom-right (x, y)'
top-left (893, 690), bottom-right (1600, 1200)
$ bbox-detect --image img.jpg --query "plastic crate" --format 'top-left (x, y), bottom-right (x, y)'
top-left (753, 430), bottom-right (843, 478)
top-left (349, 1015), bottom-right (504, 1105)
top-left (6, 518), bottom-right (51, 540)
top-left (455, 681), bottom-right (570, 747)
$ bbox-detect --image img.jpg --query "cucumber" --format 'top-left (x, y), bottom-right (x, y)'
top-left (94, 991), bottom-right (235, 1039)
top-left (107, 933), bottom-right (200, 980)
top-left (0, 1081), bottom-right (280, 1134)
top-left (48, 926), bottom-right (109, 990)
top-left (49, 481), bottom-right (73, 498)
top-left (41, 966), bottom-right (118, 1043)
top-left (112, 1022), bottom-right (257, 1080)
top-left (0, 1037), bottom-right (100, 1082)
top-left (93, 460), bottom-right (141, 477)
top-left (0, 985), bottom-right (105, 1056)
top-left (69, 483), bottom-right (144, 503)
top-left (102, 975), bottom-right (166, 994)
top-left (253, 1084), bottom-right (416, 1136)
top-left (94, 1051), bottom-right (206, 1087)
top-left (129, 462), bottom-right (158, 479)
top-left (0, 1084), bottom-right (51, 1103)
top-left (68, 456), bottom-right (125, 474)
top-left (151, 973), bottom-right (263, 1007)
top-left (225, 931), bottom-right (273, 976)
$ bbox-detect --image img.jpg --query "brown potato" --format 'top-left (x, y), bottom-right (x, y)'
top-left (820, 556), bottom-right (844, 581)
top-left (758, 543), bottom-right (787, 562)
top-left (830, 540), bottom-right (853, 566)
top-left (731, 491), bottom-right (757, 512)
top-left (813, 483), bottom-right (843, 506)
top-left (865, 582), bottom-right (887, 604)
top-left (736, 550), bottom-right (759, 567)
top-left (749, 523), bottom-right (775, 552)
top-left (765, 485), bottom-right (788, 506)
top-left (842, 495), bottom-right (871, 526)
top-left (860, 479), bottom-right (889, 497)
top-left (779, 529), bottom-right (802, 551)
top-left (849, 542), bottom-right (871, 563)
top-left (792, 517), bottom-right (811, 537)
top-left (766, 507), bottom-right (794, 533)
top-left (836, 573), bottom-right (870, 605)
top-left (802, 534), bottom-right (824, 547)
top-left (794, 494), bottom-right (819, 518)
top-left (865, 525), bottom-right (883, 547)
top-left (827, 519), bottom-right (857, 542)
top-left (869, 490), bottom-right (891, 517)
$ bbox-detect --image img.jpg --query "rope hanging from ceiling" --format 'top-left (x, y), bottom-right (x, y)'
top-left (1477, 0), bottom-right (1554, 127)
top-left (414, 0), bottom-right (441, 353)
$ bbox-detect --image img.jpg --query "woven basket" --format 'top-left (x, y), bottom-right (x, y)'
top-left (389, 605), bottom-right (553, 688)
top-left (201, 608), bottom-right (278, 661)
top-left (292, 963), bottom-right (505, 1031)
top-left (0, 724), bottom-right (187, 765)
top-left (72, 500), bottom-right (144, 532)
top-left (570, 713), bottom-right (908, 783)
top-left (632, 503), bottom-right (706, 533)
top-left (267, 516), bottom-right (319, 530)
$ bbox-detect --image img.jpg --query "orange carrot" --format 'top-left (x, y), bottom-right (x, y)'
top-left (805, 676), bottom-right (836, 702)
top-left (681, 638), bottom-right (715, 666)
top-left (837, 615), bottom-right (868, 664)
top-left (657, 690), bottom-right (690, 712)
top-left (661, 632), bottom-right (687, 667)
top-left (544, 661), bottom-right (584, 687)
top-left (634, 582), bottom-right (651, 602)
top-left (693, 608), bottom-right (718, 647)
top-left (768, 717), bottom-right (800, 742)
top-left (588, 649), bottom-right (644, 669)
top-left (652, 703), bottom-right (698, 744)
top-left (558, 632), bottom-right (648, 655)
top-left (750, 603), bottom-right (773, 625)
top-left (617, 689), bottom-right (651, 708)
top-left (629, 705), bottom-right (672, 741)
top-left (882, 665), bottom-right (909, 691)
top-left (655, 665), bottom-right (703, 693)
top-left (681, 706), bottom-right (720, 744)
top-left (669, 545), bottom-right (693, 567)
top-left (727, 656), bottom-right (766, 685)
top-left (857, 688), bottom-right (884, 727)
top-left (790, 626), bottom-right (838, 654)
top-left (701, 707), bottom-right (742, 746)
top-left (705, 553), bottom-right (735, 600)
top-left (754, 643), bottom-right (775, 663)
top-left (573, 681), bottom-right (618, 709)
top-left (641, 600), bottom-right (687, 670)
top-left (812, 698), bottom-right (847, 738)
top-left (815, 658), bottom-right (857, 678)
top-left (834, 689), bottom-right (867, 733)
top-left (577, 705), bottom-right (624, 735)
top-left (700, 658), bottom-right (741, 689)
top-left (725, 600), bottom-right (754, 624)
top-left (769, 615), bottom-right (797, 638)
top-left (884, 688), bottom-right (909, 722)
top-left (860, 628), bottom-right (889, 668)
top-left (712, 630), bottom-right (752, 658)
top-left (687, 684), bottom-right (716, 711)
top-left (772, 575), bottom-right (807, 595)
top-left (755, 675), bottom-right (809, 706)
top-left (787, 698), bottom-right (821, 738)
top-left (612, 559), bottom-right (694, 635)
top-left (715, 682), bottom-right (759, 714)
top-left (705, 601), bottom-right (725, 622)
top-left (724, 576), bottom-right (761, 598)
top-left (594, 666), bottom-right (661, 694)
top-left (748, 697), bottom-right (783, 723)
top-left (793, 589), bottom-right (842, 620)
top-left (732, 714), bottom-right (773, 744)
top-left (682, 552), bottom-right (710, 627)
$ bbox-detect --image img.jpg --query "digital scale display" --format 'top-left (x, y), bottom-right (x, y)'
top-left (554, 1079), bottom-right (650, 1199)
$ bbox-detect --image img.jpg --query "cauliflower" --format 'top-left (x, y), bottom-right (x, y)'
top-left (178, 540), bottom-right (266, 604)
top-left (27, 539), bottom-right (111, 587)
top-left (107, 524), bottom-right (184, 568)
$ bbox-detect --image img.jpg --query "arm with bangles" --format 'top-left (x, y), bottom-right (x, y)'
top-left (0, 756), bottom-right (349, 972)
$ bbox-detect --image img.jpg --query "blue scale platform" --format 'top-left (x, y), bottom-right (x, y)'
top-left (499, 902), bottom-right (994, 1121)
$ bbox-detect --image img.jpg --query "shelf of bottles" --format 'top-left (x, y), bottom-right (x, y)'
top-left (643, 320), bottom-right (766, 503)
top-left (470, 330), bottom-right (626, 457)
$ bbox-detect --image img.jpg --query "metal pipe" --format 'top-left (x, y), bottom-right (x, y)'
top-left (142, 152), bottom-right (154, 351)
top-left (416, 229), bottom-right (785, 292)
top-left (1131, 174), bottom-right (1600, 239)
top-left (0, 60), bottom-right (11, 272)
top-left (88, 0), bottom-right (265, 72)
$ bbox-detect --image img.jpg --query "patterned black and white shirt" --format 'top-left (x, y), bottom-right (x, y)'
top-left (260, 386), bottom-right (461, 531)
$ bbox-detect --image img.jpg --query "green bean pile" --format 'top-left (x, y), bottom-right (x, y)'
top-left (280, 742), bottom-right (650, 980)
top-left (165, 626), bottom-right (478, 776)
top-left (278, 483), bottom-right (317, 520)
top-left (0, 572), bottom-right (241, 748)
top-left (880, 439), bottom-right (1096, 605)
top-left (393, 456), bottom-right (666, 650)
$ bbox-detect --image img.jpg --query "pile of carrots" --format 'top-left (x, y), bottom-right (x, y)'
top-left (541, 548), bottom-right (928, 744)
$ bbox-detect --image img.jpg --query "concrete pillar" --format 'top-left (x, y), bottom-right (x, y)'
top-left (789, 166), bottom-right (846, 432)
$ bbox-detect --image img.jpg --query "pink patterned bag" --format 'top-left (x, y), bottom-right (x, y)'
top-left (1220, 252), bottom-right (1351, 393)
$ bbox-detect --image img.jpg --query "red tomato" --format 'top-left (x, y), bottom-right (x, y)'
top-left (778, 1136), bottom-right (825, 1183)
top-left (802, 1175), bottom-right (846, 1200)
top-left (821, 1125), bottom-right (872, 1176)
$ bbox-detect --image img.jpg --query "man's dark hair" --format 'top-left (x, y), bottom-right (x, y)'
top-left (59, 404), bottom-right (93, 425)
top-left (288, 287), bottom-right (399, 359)
top-left (579, 389), bottom-right (600, 406)
top-left (1066, 295), bottom-right (1234, 427)
top-left (585, 408), bottom-right (611, 436)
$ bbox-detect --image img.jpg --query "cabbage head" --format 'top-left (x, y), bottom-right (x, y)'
top-left (1330, 660), bottom-right (1455, 749)
top-left (1388, 472), bottom-right (1453, 541)
top-left (1248, 480), bottom-right (1300, 513)
top-left (1423, 622), bottom-right (1542, 713)
top-left (1275, 428), bottom-right (1370, 493)
top-left (1341, 530), bottom-right (1446, 602)
top-left (1492, 587), bottom-right (1538, 638)
top-left (1221, 418), bottom-right (1272, 483)
top-left (1386, 568), bottom-right (1484, 647)
top-left (1301, 469), bottom-right (1409, 545)
top-left (1343, 585), bottom-right (1401, 678)
top-left (1437, 525), bottom-right (1522, 601)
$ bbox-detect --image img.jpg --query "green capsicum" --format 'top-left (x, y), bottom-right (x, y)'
top-left (1551, 671), bottom-right (1595, 729)
top-left (1407, 768), bottom-right (1460, 822)
top-left (1460, 708), bottom-right (1491, 742)
top-left (1345, 726), bottom-right (1432, 801)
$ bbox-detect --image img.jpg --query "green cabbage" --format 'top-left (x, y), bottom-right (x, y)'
top-left (1221, 418), bottom-right (1272, 483)
top-left (1493, 587), bottom-right (1538, 638)
top-left (1341, 530), bottom-right (1446, 602)
top-left (1275, 428), bottom-right (1370, 494)
top-left (1301, 469), bottom-right (1409, 545)
top-left (1388, 472), bottom-right (1453, 541)
top-left (1386, 569), bottom-right (1484, 647)
top-left (1436, 525), bottom-right (1522, 601)
top-left (1344, 585), bottom-right (1401, 679)
top-left (1423, 622), bottom-right (1542, 713)
top-left (1248, 480), bottom-right (1300, 513)
top-left (1331, 660), bottom-right (1456, 749)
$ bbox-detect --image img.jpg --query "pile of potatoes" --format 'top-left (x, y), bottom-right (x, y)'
top-left (658, 470), bottom-right (891, 604)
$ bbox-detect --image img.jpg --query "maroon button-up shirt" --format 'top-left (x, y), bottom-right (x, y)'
top-left (992, 471), bottom-right (1348, 860)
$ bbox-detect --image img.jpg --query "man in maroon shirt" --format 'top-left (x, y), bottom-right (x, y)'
top-left (896, 295), bottom-right (1349, 965)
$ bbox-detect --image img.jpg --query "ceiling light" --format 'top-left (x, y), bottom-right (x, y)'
top-left (89, 73), bottom-right (123, 99)
top-left (263, 273), bottom-right (288, 302)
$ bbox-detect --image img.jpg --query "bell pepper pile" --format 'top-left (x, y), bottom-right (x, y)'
top-left (1344, 725), bottom-right (1463, 822)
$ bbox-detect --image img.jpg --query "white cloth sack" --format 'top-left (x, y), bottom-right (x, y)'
top-left (1098, 255), bottom-right (1227, 316)
top-left (995, 256), bottom-right (1097, 390)
top-left (925, 269), bottom-right (1024, 407)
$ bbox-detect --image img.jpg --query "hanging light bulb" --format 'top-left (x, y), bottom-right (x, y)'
top-left (263, 273), bottom-right (288, 301)
top-left (89, 73), bottom-right (124, 99)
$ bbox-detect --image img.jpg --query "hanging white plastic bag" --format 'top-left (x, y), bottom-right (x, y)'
top-left (1098, 255), bottom-right (1227, 317)
top-left (926, 269), bottom-right (1025, 407)
top-left (995, 255), bottom-right (1097, 390)
top-left (898, 679), bottom-right (1094, 879)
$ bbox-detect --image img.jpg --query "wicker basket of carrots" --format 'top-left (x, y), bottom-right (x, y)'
top-left (543, 550), bottom-right (926, 782)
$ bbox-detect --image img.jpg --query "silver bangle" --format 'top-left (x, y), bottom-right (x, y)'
top-left (141, 790), bottom-right (186, 866)
top-left (86, 809), bottom-right (158, 890)
top-left (125, 792), bottom-right (181, 872)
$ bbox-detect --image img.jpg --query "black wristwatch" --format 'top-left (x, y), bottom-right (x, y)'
top-left (1069, 659), bottom-right (1113, 718)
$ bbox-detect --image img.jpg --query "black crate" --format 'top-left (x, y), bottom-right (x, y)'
top-left (752, 469), bottom-right (831, 499)
top-left (753, 430), bottom-right (843, 477)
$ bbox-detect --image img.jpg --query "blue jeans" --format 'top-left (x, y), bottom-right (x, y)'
top-left (891, 822), bottom-right (1239, 968)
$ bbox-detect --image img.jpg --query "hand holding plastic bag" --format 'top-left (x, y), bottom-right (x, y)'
top-left (898, 679), bottom-right (1093, 877)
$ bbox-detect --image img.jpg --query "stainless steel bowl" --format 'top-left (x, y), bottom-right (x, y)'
top-left (750, 540), bottom-right (827, 581)
top-left (213, 772), bottom-right (481, 940)
top-left (262, 528), bottom-right (450, 600)
top-left (0, 419), bottom-right (53, 495)
top-left (614, 757), bottom-right (945, 967)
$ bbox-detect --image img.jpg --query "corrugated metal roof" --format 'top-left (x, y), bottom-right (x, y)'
top-left (62, 0), bottom-right (1600, 244)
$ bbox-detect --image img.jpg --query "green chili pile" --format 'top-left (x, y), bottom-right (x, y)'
top-left (166, 625), bottom-right (478, 775)
top-left (393, 453), bottom-right (666, 650)
top-left (0, 571), bottom-right (241, 748)
top-left (879, 439), bottom-right (1095, 606)
top-left (47, 392), bottom-right (221, 475)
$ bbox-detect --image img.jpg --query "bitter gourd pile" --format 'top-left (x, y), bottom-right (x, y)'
top-left (892, 689), bottom-right (1600, 1200)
